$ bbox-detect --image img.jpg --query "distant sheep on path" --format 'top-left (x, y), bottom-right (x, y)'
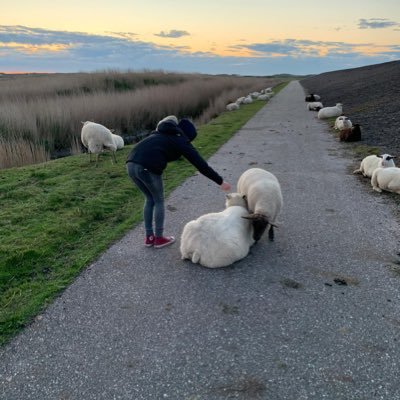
top-left (307, 102), bottom-right (323, 111)
top-left (353, 154), bottom-right (396, 177)
top-left (318, 103), bottom-right (343, 119)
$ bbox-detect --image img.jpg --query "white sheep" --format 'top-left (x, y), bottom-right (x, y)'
top-left (318, 103), bottom-right (343, 119)
top-left (257, 94), bottom-right (271, 101)
top-left (371, 167), bottom-right (400, 194)
top-left (305, 94), bottom-right (321, 102)
top-left (353, 154), bottom-right (396, 178)
top-left (250, 91), bottom-right (261, 99)
top-left (81, 121), bottom-right (117, 166)
top-left (334, 116), bottom-right (352, 130)
top-left (236, 96), bottom-right (246, 105)
top-left (307, 102), bottom-right (323, 111)
top-left (242, 96), bottom-right (253, 104)
top-left (237, 168), bottom-right (283, 242)
top-left (180, 193), bottom-right (255, 268)
top-left (226, 102), bottom-right (240, 111)
top-left (111, 133), bottom-right (124, 149)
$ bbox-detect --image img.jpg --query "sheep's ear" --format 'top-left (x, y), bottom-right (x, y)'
top-left (242, 194), bottom-right (247, 200)
top-left (225, 193), bottom-right (231, 200)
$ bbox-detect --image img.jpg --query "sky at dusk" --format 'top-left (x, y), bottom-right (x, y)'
top-left (1, 0), bottom-right (400, 76)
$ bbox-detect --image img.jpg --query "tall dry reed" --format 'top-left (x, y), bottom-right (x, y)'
top-left (0, 135), bottom-right (50, 169)
top-left (0, 71), bottom-right (283, 169)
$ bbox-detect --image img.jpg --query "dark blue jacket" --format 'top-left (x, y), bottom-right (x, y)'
top-left (126, 120), bottom-right (223, 185)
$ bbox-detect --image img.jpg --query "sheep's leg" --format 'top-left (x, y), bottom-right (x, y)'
top-left (95, 153), bottom-right (99, 167)
top-left (111, 151), bottom-right (117, 164)
top-left (268, 225), bottom-right (274, 241)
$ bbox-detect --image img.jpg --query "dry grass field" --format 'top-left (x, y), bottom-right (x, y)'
top-left (0, 71), bottom-right (284, 169)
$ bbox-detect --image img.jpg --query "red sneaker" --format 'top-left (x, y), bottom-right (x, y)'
top-left (145, 234), bottom-right (155, 247)
top-left (154, 236), bottom-right (175, 249)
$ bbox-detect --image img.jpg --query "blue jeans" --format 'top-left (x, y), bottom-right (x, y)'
top-left (127, 162), bottom-right (165, 237)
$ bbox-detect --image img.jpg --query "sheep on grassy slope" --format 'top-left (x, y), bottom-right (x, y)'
top-left (81, 121), bottom-right (117, 166)
top-left (236, 96), bottom-right (246, 105)
top-left (257, 94), bottom-right (271, 101)
top-left (242, 96), bottom-right (253, 104)
top-left (180, 193), bottom-right (255, 268)
top-left (307, 102), bottom-right (323, 111)
top-left (237, 168), bottom-right (283, 242)
top-left (371, 167), bottom-right (400, 194)
top-left (334, 116), bottom-right (352, 130)
top-left (226, 102), bottom-right (240, 111)
top-left (353, 154), bottom-right (396, 177)
top-left (339, 124), bottom-right (361, 142)
top-left (318, 103), bottom-right (343, 119)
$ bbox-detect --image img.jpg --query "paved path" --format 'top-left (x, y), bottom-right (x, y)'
top-left (1, 81), bottom-right (400, 400)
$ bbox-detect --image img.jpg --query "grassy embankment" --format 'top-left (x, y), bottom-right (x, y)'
top-left (0, 81), bottom-right (288, 345)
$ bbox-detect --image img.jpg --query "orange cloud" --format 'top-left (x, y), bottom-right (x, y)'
top-left (0, 42), bottom-right (70, 54)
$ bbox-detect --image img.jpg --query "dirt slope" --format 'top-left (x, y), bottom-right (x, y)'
top-left (301, 60), bottom-right (400, 156)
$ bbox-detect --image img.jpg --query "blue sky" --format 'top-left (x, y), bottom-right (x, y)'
top-left (1, 1), bottom-right (400, 75)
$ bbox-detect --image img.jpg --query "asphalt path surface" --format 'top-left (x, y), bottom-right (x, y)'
top-left (1, 81), bottom-right (400, 400)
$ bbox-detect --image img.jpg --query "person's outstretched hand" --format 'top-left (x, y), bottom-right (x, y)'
top-left (220, 181), bottom-right (231, 192)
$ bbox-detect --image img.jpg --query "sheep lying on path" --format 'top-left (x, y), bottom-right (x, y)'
top-left (237, 168), bottom-right (283, 242)
top-left (305, 94), bottom-right (321, 102)
top-left (339, 124), bottom-right (361, 142)
top-left (371, 167), bottom-right (400, 194)
top-left (180, 193), bottom-right (255, 268)
top-left (334, 116), bottom-right (352, 130)
top-left (318, 103), bottom-right (343, 119)
top-left (81, 121), bottom-right (117, 166)
top-left (307, 102), bottom-right (323, 111)
top-left (353, 154), bottom-right (396, 177)
top-left (226, 102), bottom-right (240, 111)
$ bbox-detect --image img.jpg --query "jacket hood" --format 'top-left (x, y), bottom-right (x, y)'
top-left (156, 118), bottom-right (197, 142)
top-left (156, 120), bottom-right (183, 136)
top-left (178, 118), bottom-right (197, 142)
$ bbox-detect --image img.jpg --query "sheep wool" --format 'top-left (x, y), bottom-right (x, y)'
top-left (339, 124), bottom-right (361, 142)
top-left (180, 193), bottom-right (255, 268)
top-left (334, 116), bottom-right (352, 130)
top-left (371, 167), bottom-right (400, 194)
top-left (318, 103), bottom-right (343, 119)
top-left (353, 154), bottom-right (396, 177)
top-left (307, 102), bottom-right (323, 111)
top-left (226, 102), bottom-right (240, 111)
top-left (237, 168), bottom-right (283, 242)
top-left (111, 133), bottom-right (124, 149)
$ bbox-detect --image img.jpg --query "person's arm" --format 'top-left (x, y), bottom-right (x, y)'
top-left (177, 139), bottom-right (230, 189)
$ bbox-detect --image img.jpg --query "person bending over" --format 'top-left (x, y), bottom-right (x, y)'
top-left (126, 115), bottom-right (231, 249)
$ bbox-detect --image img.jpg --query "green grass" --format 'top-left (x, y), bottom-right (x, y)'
top-left (0, 81), bottom-right (288, 346)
